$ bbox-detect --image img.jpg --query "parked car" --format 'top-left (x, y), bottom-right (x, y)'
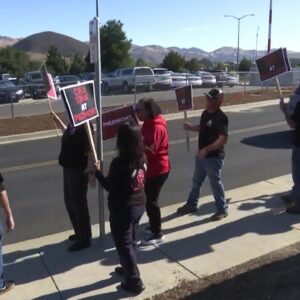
top-left (18, 71), bottom-right (47, 99)
top-left (184, 73), bottom-right (203, 88)
top-left (102, 67), bottom-right (155, 94)
top-left (57, 75), bottom-right (81, 88)
top-left (0, 73), bottom-right (12, 81)
top-left (170, 72), bottom-right (187, 88)
top-left (152, 68), bottom-right (172, 90)
top-left (78, 72), bottom-right (95, 82)
top-left (211, 71), bottom-right (238, 87)
top-left (0, 80), bottom-right (24, 104)
top-left (192, 71), bottom-right (216, 87)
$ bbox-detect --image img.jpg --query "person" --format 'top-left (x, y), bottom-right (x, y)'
top-left (0, 173), bottom-right (15, 294)
top-left (51, 111), bottom-right (92, 252)
top-left (177, 88), bottom-right (229, 221)
top-left (135, 98), bottom-right (170, 246)
top-left (280, 85), bottom-right (300, 213)
top-left (94, 122), bottom-right (146, 294)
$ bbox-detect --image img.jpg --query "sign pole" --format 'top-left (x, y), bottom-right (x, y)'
top-left (94, 14), bottom-right (105, 239)
top-left (85, 122), bottom-right (98, 163)
top-left (184, 111), bottom-right (190, 152)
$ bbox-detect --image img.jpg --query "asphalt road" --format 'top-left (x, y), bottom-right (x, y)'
top-left (0, 85), bottom-right (260, 119)
top-left (0, 104), bottom-right (291, 244)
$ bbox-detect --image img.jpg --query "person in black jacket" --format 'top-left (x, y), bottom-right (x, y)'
top-left (56, 120), bottom-right (92, 252)
top-left (95, 121), bottom-right (146, 294)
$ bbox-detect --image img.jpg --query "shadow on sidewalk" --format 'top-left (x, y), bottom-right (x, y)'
top-left (241, 130), bottom-right (292, 149)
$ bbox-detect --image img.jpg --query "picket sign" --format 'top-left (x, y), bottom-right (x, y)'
top-left (60, 81), bottom-right (100, 163)
top-left (175, 85), bottom-right (194, 153)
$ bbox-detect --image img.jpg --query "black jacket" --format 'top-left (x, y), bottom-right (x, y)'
top-left (96, 157), bottom-right (146, 211)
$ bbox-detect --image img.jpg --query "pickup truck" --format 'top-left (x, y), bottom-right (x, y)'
top-left (18, 71), bottom-right (48, 99)
top-left (102, 67), bottom-right (155, 94)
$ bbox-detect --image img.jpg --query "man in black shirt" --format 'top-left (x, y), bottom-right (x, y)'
top-left (177, 88), bottom-right (229, 221)
top-left (280, 86), bottom-right (300, 213)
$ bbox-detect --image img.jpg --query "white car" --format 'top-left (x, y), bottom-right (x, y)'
top-left (193, 71), bottom-right (216, 87)
top-left (184, 73), bottom-right (202, 88)
top-left (152, 68), bottom-right (172, 90)
top-left (170, 72), bottom-right (186, 88)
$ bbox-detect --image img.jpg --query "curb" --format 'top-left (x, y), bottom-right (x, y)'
top-left (0, 99), bottom-right (280, 145)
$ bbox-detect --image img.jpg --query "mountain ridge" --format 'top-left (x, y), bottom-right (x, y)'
top-left (1, 32), bottom-right (300, 64)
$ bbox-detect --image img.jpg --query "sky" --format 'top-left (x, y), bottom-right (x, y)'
top-left (1, 0), bottom-right (300, 52)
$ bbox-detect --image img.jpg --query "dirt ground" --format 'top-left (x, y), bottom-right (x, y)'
top-left (2, 88), bottom-right (299, 300)
top-left (149, 241), bottom-right (300, 300)
top-left (0, 88), bottom-right (288, 137)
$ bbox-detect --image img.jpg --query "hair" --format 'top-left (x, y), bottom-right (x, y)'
top-left (137, 98), bottom-right (162, 119)
top-left (116, 121), bottom-right (146, 167)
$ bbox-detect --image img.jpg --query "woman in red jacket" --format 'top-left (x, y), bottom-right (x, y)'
top-left (135, 98), bottom-right (170, 246)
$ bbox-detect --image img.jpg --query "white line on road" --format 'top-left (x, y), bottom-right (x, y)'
top-left (0, 121), bottom-right (287, 173)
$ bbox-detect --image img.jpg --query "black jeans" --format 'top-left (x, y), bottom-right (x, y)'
top-left (145, 172), bottom-right (169, 235)
top-left (63, 167), bottom-right (91, 242)
top-left (110, 204), bottom-right (145, 286)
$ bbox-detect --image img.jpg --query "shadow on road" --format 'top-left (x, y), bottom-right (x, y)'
top-left (241, 130), bottom-right (293, 149)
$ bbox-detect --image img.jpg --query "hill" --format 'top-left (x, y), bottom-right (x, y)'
top-left (0, 35), bottom-right (21, 48)
top-left (12, 31), bottom-right (89, 58)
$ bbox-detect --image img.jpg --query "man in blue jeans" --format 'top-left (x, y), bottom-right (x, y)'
top-left (280, 86), bottom-right (300, 213)
top-left (177, 88), bottom-right (229, 221)
top-left (0, 173), bottom-right (15, 294)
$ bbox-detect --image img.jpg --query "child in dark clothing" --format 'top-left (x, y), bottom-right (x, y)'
top-left (95, 121), bottom-right (146, 294)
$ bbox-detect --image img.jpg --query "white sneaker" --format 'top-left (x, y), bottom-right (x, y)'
top-left (141, 233), bottom-right (165, 246)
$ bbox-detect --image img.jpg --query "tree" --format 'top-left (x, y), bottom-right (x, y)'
top-left (135, 58), bottom-right (153, 67)
top-left (0, 47), bottom-right (35, 77)
top-left (69, 54), bottom-right (86, 75)
top-left (161, 51), bottom-right (186, 72)
top-left (199, 58), bottom-right (213, 70)
top-left (238, 57), bottom-right (252, 72)
top-left (100, 20), bottom-right (133, 72)
top-left (185, 58), bottom-right (201, 72)
top-left (46, 46), bottom-right (68, 75)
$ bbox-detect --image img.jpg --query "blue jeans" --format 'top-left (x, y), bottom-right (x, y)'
top-left (292, 146), bottom-right (300, 206)
top-left (0, 233), bottom-right (3, 288)
top-left (187, 156), bottom-right (227, 213)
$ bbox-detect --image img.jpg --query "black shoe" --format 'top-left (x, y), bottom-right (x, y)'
top-left (176, 204), bottom-right (197, 215)
top-left (286, 205), bottom-right (300, 214)
top-left (210, 211), bottom-right (228, 221)
top-left (68, 234), bottom-right (78, 241)
top-left (68, 240), bottom-right (91, 252)
top-left (0, 281), bottom-right (15, 294)
top-left (120, 282), bottom-right (145, 294)
top-left (115, 266), bottom-right (124, 275)
top-left (282, 194), bottom-right (295, 205)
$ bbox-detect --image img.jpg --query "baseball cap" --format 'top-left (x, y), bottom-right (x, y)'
top-left (204, 88), bottom-right (223, 100)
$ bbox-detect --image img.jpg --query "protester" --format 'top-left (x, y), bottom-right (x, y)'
top-left (51, 112), bottom-right (92, 251)
top-left (177, 88), bottom-right (229, 221)
top-left (0, 173), bottom-right (15, 294)
top-left (280, 85), bottom-right (300, 213)
top-left (95, 122), bottom-right (146, 294)
top-left (135, 98), bottom-right (170, 246)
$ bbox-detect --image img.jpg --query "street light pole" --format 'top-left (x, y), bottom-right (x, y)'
top-left (224, 14), bottom-right (255, 69)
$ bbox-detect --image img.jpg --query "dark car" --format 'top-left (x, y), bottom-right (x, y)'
top-left (57, 75), bottom-right (80, 88)
top-left (0, 80), bottom-right (24, 104)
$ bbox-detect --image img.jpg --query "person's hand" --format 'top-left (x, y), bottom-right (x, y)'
top-left (183, 122), bottom-right (192, 131)
top-left (6, 215), bottom-right (15, 232)
top-left (94, 160), bottom-right (101, 171)
top-left (279, 97), bottom-right (287, 113)
top-left (198, 148), bottom-right (208, 160)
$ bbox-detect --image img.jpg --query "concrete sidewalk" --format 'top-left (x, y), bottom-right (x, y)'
top-left (2, 173), bottom-right (300, 299)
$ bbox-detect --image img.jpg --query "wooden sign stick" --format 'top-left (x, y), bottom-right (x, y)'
top-left (184, 111), bottom-right (190, 153)
top-left (85, 122), bottom-right (98, 163)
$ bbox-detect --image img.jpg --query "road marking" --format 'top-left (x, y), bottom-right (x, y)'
top-left (0, 121), bottom-right (286, 173)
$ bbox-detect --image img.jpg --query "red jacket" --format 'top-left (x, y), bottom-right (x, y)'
top-left (141, 115), bottom-right (170, 178)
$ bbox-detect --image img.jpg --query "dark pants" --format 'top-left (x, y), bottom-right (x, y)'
top-left (145, 173), bottom-right (169, 235)
top-left (63, 167), bottom-right (91, 242)
top-left (110, 204), bottom-right (145, 286)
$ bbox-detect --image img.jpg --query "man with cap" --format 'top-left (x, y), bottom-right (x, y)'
top-left (177, 88), bottom-right (229, 221)
top-left (280, 85), bottom-right (300, 213)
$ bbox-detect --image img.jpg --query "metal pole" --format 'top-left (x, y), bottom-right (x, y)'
top-left (267, 0), bottom-right (272, 53)
top-left (94, 0), bottom-right (105, 238)
top-left (237, 19), bottom-right (240, 69)
top-left (96, 0), bottom-right (99, 17)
